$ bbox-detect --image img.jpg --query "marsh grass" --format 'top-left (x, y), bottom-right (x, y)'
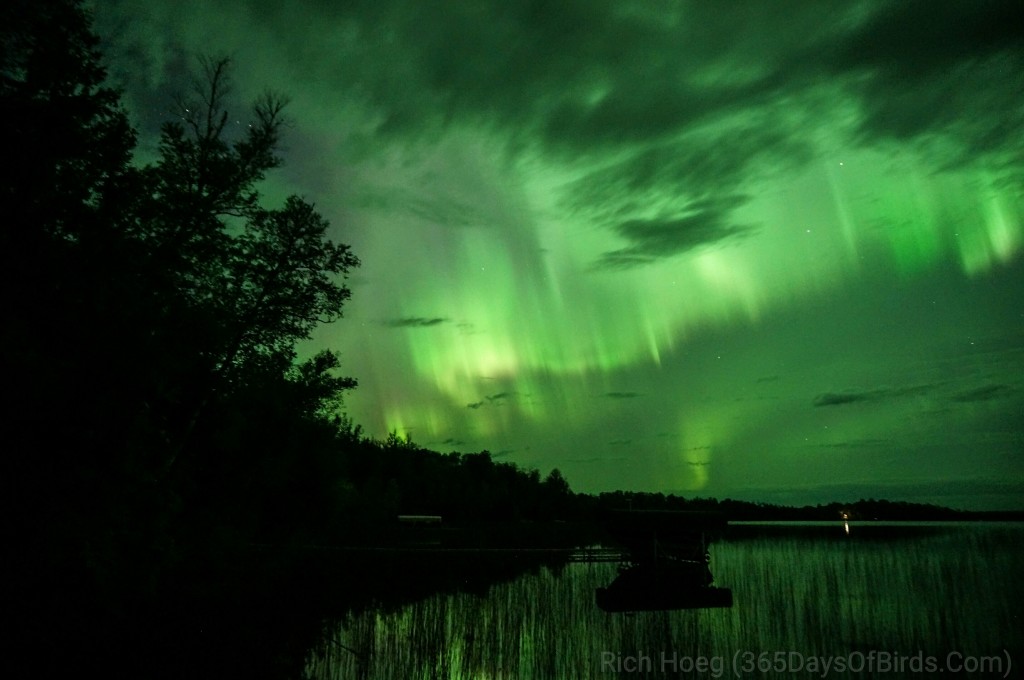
top-left (306, 524), bottom-right (1023, 679)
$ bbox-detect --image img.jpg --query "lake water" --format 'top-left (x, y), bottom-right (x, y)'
top-left (305, 523), bottom-right (1024, 679)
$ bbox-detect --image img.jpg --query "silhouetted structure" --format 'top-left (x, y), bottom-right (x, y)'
top-left (596, 510), bottom-right (733, 612)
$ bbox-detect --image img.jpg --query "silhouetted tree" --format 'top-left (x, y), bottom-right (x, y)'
top-left (3, 7), bottom-right (362, 674)
top-left (1, 0), bottom-right (135, 245)
top-left (3, 0), bottom-right (145, 567)
top-left (118, 57), bottom-right (360, 469)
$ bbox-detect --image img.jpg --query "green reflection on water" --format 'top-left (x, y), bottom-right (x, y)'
top-left (307, 524), bottom-right (1023, 679)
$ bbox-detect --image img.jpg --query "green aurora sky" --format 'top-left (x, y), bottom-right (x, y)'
top-left (94, 0), bottom-right (1024, 509)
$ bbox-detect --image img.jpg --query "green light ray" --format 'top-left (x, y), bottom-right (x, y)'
top-left (340, 125), bottom-right (1021, 450)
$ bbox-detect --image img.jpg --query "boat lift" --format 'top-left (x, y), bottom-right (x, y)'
top-left (592, 510), bottom-right (733, 612)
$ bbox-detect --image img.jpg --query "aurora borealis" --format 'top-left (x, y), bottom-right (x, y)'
top-left (94, 0), bottom-right (1024, 509)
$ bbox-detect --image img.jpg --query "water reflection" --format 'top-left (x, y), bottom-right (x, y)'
top-left (596, 561), bottom-right (732, 612)
top-left (307, 524), bottom-right (1024, 679)
top-left (594, 510), bottom-right (732, 613)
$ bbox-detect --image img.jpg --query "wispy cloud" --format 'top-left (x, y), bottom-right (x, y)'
top-left (383, 317), bottom-right (448, 328)
top-left (951, 384), bottom-right (1015, 403)
top-left (595, 195), bottom-right (750, 269)
top-left (813, 384), bottom-right (936, 407)
top-left (813, 0), bottom-right (1024, 159)
top-left (814, 392), bottom-right (872, 407)
top-left (467, 391), bottom-right (515, 409)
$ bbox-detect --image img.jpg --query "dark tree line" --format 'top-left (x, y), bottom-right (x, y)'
top-left (577, 491), bottom-right (984, 521)
top-left (338, 434), bottom-right (577, 529)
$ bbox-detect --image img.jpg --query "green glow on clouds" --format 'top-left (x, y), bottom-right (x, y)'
top-left (96, 0), bottom-right (1024, 508)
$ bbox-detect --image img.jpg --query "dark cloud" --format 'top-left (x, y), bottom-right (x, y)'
top-left (98, 0), bottom-right (1023, 173)
top-left (245, 0), bottom-right (653, 138)
top-left (616, 210), bottom-right (744, 253)
top-left (561, 123), bottom-right (812, 267)
top-left (814, 392), bottom-right (870, 407)
top-left (813, 384), bottom-right (936, 407)
top-left (567, 456), bottom-right (628, 464)
top-left (318, 0), bottom-right (832, 154)
top-left (543, 80), bottom-right (769, 150)
top-left (98, 0), bottom-right (1024, 264)
top-left (383, 317), bottom-right (448, 328)
top-left (564, 127), bottom-right (812, 214)
top-left (826, 0), bottom-right (1024, 77)
top-left (467, 391), bottom-right (514, 409)
top-left (597, 196), bottom-right (749, 269)
top-left (815, 381), bottom-right (1019, 409)
top-left (595, 252), bottom-right (657, 270)
top-left (951, 384), bottom-right (1015, 403)
top-left (812, 0), bottom-right (1024, 159)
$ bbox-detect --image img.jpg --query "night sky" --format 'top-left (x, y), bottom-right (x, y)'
top-left (94, 0), bottom-right (1024, 510)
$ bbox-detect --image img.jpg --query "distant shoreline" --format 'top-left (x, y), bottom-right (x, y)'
top-left (729, 518), bottom-right (1024, 525)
